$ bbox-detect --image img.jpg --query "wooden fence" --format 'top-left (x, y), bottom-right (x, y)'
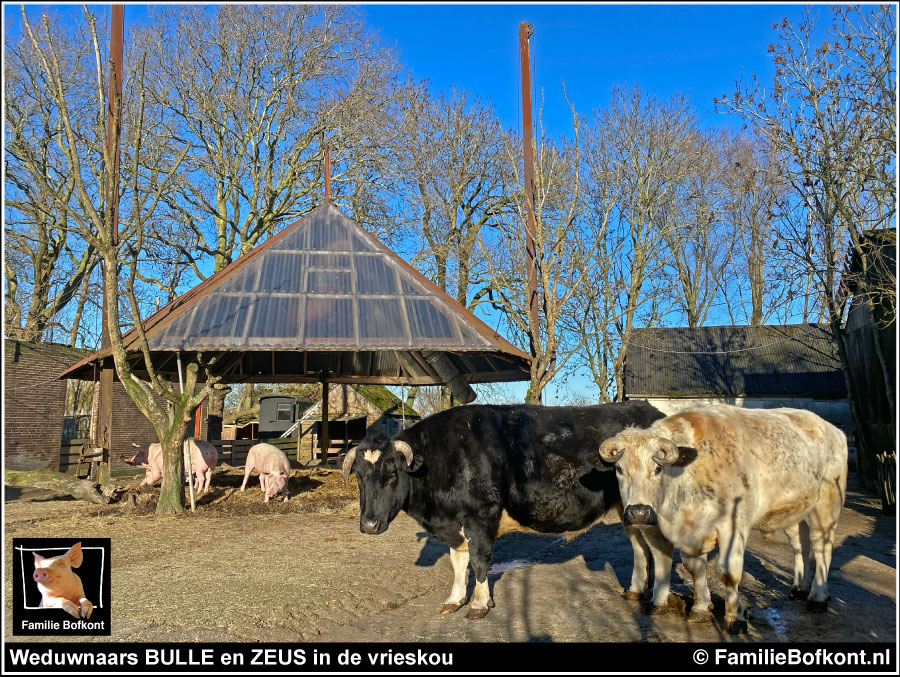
top-left (211, 434), bottom-right (353, 467)
top-left (58, 438), bottom-right (92, 473)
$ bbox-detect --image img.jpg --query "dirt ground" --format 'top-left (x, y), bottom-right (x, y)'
top-left (3, 468), bottom-right (896, 643)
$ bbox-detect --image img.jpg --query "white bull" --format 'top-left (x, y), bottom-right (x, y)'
top-left (597, 404), bottom-right (847, 634)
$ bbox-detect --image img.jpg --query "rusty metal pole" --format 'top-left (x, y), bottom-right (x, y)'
top-left (324, 142), bottom-right (331, 201)
top-left (96, 4), bottom-right (124, 477)
top-left (519, 21), bottom-right (540, 401)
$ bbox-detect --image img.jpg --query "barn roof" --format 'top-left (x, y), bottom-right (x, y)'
top-left (624, 324), bottom-right (847, 399)
top-left (58, 202), bottom-right (530, 385)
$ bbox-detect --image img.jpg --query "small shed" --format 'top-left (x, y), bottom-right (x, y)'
top-left (257, 395), bottom-right (312, 437)
top-left (623, 324), bottom-right (851, 429)
top-left (285, 384), bottom-right (420, 456)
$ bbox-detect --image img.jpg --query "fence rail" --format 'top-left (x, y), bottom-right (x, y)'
top-left (58, 438), bottom-right (92, 473)
top-left (211, 435), bottom-right (352, 466)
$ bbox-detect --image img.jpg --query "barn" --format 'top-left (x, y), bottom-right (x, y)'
top-left (622, 323), bottom-right (852, 430)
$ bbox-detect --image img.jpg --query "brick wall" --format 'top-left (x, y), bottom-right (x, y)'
top-left (3, 340), bottom-right (78, 470)
top-left (4, 338), bottom-right (170, 475)
top-left (99, 379), bottom-right (167, 476)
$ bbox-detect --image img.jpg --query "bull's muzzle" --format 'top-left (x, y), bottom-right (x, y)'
top-left (623, 504), bottom-right (658, 526)
top-left (361, 518), bottom-right (381, 534)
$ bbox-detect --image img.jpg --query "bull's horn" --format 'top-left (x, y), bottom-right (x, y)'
top-left (131, 443), bottom-right (140, 448)
top-left (342, 447), bottom-right (358, 485)
top-left (598, 438), bottom-right (625, 464)
top-left (652, 438), bottom-right (679, 466)
top-left (392, 440), bottom-right (414, 467)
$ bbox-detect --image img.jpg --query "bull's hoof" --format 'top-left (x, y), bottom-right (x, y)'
top-left (622, 589), bottom-right (644, 601)
top-left (688, 608), bottom-right (712, 624)
top-left (724, 618), bottom-right (748, 635)
top-left (465, 606), bottom-right (490, 620)
top-left (650, 595), bottom-right (686, 616)
top-left (788, 588), bottom-right (809, 601)
top-left (440, 600), bottom-right (465, 615)
top-left (806, 599), bottom-right (829, 613)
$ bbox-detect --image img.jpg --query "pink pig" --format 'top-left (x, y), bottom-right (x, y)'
top-left (240, 443), bottom-right (291, 503)
top-left (125, 439), bottom-right (219, 492)
top-left (32, 542), bottom-right (93, 619)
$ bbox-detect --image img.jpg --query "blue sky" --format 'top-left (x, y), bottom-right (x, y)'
top-left (360, 3), bottom-right (818, 138)
top-left (5, 2), bottom-right (830, 403)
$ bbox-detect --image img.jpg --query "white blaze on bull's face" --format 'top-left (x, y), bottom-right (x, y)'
top-left (345, 438), bottom-right (421, 535)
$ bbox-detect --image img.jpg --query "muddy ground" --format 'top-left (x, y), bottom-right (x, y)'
top-left (3, 469), bottom-right (896, 643)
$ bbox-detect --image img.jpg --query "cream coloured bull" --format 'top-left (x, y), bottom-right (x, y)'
top-left (597, 404), bottom-right (847, 634)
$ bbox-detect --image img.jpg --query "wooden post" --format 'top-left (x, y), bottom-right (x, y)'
top-left (320, 381), bottom-right (330, 466)
top-left (519, 21), bottom-right (540, 403)
top-left (95, 5), bottom-right (124, 472)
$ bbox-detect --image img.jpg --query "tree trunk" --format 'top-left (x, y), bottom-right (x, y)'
top-left (5, 469), bottom-right (112, 504)
top-left (68, 271), bottom-right (92, 347)
top-left (155, 420), bottom-right (187, 515)
top-left (207, 389), bottom-right (226, 441)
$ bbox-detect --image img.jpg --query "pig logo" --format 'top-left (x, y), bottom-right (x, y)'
top-left (13, 538), bottom-right (111, 635)
top-left (32, 542), bottom-right (93, 619)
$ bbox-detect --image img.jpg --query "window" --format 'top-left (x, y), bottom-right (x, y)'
top-left (276, 403), bottom-right (294, 422)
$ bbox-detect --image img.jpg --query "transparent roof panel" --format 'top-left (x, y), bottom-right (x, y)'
top-left (147, 203), bottom-right (508, 352)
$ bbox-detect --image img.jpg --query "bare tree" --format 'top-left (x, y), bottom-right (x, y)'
top-left (18, 5), bottom-right (224, 515)
top-left (5, 14), bottom-right (100, 341)
top-left (395, 88), bottom-right (508, 408)
top-left (719, 130), bottom-right (795, 325)
top-left (659, 128), bottom-right (733, 328)
top-left (480, 95), bottom-right (597, 404)
top-left (575, 86), bottom-right (694, 400)
top-left (717, 5), bottom-right (896, 467)
top-left (133, 5), bottom-right (404, 278)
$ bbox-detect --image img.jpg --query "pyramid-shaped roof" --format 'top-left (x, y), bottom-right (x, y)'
top-left (59, 202), bottom-right (530, 385)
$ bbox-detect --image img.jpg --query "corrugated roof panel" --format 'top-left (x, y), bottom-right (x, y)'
top-left (356, 254), bottom-right (400, 295)
top-left (624, 324), bottom-right (846, 398)
top-left (247, 296), bottom-right (300, 339)
top-left (258, 253), bottom-right (304, 293)
top-left (407, 298), bottom-right (456, 340)
top-left (303, 297), bottom-right (354, 343)
top-left (357, 298), bottom-right (408, 344)
top-left (59, 202), bottom-right (530, 384)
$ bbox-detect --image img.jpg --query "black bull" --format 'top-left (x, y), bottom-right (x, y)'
top-left (343, 401), bottom-right (665, 619)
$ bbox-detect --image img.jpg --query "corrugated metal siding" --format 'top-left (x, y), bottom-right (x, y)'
top-left (624, 324), bottom-right (847, 398)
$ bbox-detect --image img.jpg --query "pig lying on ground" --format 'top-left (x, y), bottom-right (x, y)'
top-left (32, 542), bottom-right (93, 619)
top-left (240, 443), bottom-right (291, 503)
top-left (125, 439), bottom-right (219, 492)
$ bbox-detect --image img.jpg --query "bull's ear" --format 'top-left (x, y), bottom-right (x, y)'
top-left (65, 542), bottom-right (83, 568)
top-left (407, 454), bottom-right (424, 473)
top-left (342, 446), bottom-right (358, 485)
top-left (673, 446), bottom-right (698, 467)
top-left (392, 440), bottom-right (422, 473)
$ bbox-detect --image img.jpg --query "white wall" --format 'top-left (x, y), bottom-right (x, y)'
top-left (638, 396), bottom-right (852, 429)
